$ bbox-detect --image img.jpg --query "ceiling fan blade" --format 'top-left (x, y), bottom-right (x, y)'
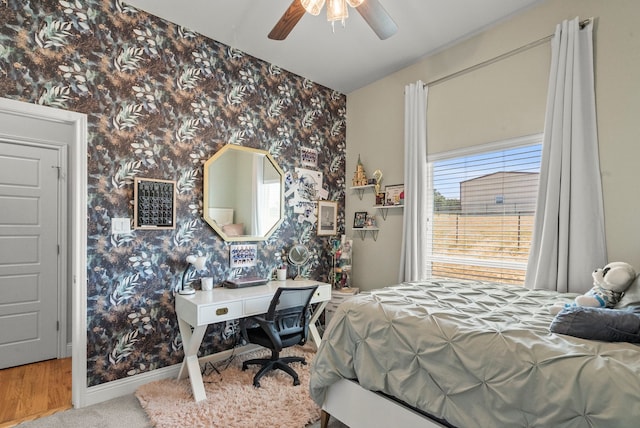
top-left (268, 0), bottom-right (307, 40)
top-left (356, 0), bottom-right (398, 40)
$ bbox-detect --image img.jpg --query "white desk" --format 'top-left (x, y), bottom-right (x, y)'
top-left (175, 279), bottom-right (331, 402)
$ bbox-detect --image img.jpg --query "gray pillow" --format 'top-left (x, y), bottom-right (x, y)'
top-left (550, 306), bottom-right (640, 343)
top-left (616, 274), bottom-right (640, 308)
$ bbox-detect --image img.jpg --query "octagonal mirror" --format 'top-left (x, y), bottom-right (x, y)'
top-left (203, 145), bottom-right (284, 241)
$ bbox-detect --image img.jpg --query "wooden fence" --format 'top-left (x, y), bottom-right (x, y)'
top-left (430, 213), bottom-right (535, 285)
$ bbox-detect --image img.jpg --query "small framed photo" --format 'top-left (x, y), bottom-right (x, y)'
top-left (375, 192), bottom-right (385, 206)
top-left (317, 200), bottom-right (338, 236)
top-left (365, 214), bottom-right (377, 228)
top-left (385, 184), bottom-right (404, 206)
top-left (353, 211), bottom-right (367, 229)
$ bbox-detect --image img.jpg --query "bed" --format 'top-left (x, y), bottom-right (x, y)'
top-left (309, 279), bottom-right (640, 428)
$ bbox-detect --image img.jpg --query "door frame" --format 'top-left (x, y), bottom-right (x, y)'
top-left (0, 98), bottom-right (87, 408)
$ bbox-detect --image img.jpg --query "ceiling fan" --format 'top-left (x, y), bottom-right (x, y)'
top-left (269, 0), bottom-right (398, 41)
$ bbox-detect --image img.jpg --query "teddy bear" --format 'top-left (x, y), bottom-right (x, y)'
top-left (550, 261), bottom-right (637, 315)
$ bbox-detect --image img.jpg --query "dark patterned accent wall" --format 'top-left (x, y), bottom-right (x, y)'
top-left (0, 0), bottom-right (346, 386)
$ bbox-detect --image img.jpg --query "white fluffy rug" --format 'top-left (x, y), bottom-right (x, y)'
top-left (135, 346), bottom-right (320, 428)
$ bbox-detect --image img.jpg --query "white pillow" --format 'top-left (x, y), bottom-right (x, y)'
top-left (616, 274), bottom-right (640, 308)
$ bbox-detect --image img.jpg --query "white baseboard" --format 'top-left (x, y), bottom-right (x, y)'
top-left (80, 345), bottom-right (259, 407)
top-left (84, 363), bottom-right (179, 407)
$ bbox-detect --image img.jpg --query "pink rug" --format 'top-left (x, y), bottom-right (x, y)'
top-left (135, 346), bottom-right (321, 428)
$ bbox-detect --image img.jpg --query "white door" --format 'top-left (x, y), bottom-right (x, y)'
top-left (0, 141), bottom-right (60, 369)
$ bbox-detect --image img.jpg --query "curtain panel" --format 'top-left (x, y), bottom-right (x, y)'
top-left (525, 17), bottom-right (606, 293)
top-left (399, 82), bottom-right (428, 282)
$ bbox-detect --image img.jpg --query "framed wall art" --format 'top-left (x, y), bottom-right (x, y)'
top-left (229, 244), bottom-right (258, 268)
top-left (384, 184), bottom-right (404, 206)
top-left (317, 200), bottom-right (338, 236)
top-left (133, 177), bottom-right (176, 229)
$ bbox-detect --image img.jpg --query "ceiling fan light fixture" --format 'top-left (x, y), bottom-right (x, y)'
top-left (327, 0), bottom-right (349, 23)
top-left (301, 0), bottom-right (325, 16)
top-left (346, 0), bottom-right (364, 7)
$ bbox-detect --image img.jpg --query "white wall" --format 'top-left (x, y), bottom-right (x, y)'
top-left (346, 0), bottom-right (640, 291)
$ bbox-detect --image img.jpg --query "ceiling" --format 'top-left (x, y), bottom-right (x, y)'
top-left (124, 0), bottom-right (543, 94)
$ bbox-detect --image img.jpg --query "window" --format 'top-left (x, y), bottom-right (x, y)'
top-left (426, 135), bottom-right (542, 285)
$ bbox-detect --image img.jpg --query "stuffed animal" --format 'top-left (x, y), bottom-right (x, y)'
top-left (550, 262), bottom-right (637, 315)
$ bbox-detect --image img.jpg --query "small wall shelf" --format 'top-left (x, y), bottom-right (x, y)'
top-left (350, 184), bottom-right (375, 200)
top-left (374, 204), bottom-right (404, 220)
top-left (353, 227), bottom-right (379, 241)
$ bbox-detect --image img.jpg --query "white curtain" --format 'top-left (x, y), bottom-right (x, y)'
top-left (525, 18), bottom-right (606, 293)
top-left (399, 81), bottom-right (428, 282)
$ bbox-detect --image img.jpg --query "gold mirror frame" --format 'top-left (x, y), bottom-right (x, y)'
top-left (203, 145), bottom-right (284, 241)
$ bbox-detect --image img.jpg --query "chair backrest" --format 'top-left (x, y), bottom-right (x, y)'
top-left (266, 286), bottom-right (318, 338)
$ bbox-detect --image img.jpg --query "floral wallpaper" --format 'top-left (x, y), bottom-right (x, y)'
top-left (0, 0), bottom-right (346, 386)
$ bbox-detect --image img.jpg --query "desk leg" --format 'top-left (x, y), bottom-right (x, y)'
top-left (308, 301), bottom-right (328, 349)
top-left (177, 317), bottom-right (208, 402)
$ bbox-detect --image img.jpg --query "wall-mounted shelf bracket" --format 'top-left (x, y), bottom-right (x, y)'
top-left (350, 184), bottom-right (375, 200)
top-left (354, 227), bottom-right (379, 241)
top-left (374, 204), bottom-right (404, 220)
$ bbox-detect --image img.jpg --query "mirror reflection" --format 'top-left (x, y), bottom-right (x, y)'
top-left (203, 145), bottom-right (284, 241)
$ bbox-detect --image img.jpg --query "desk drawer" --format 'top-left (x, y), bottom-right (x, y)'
top-left (244, 294), bottom-right (306, 315)
top-left (244, 296), bottom-right (271, 315)
top-left (312, 285), bottom-right (331, 303)
top-left (198, 301), bottom-right (243, 324)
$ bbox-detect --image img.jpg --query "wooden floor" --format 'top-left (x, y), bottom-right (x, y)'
top-left (0, 358), bottom-right (72, 428)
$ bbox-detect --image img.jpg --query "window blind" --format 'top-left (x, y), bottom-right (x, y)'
top-left (426, 140), bottom-right (542, 285)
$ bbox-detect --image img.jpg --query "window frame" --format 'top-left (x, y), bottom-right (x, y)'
top-left (425, 133), bottom-right (543, 283)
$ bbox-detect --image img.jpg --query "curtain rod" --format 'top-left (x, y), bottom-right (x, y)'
top-left (424, 18), bottom-right (592, 88)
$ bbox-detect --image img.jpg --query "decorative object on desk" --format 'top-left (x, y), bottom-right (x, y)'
top-left (376, 191), bottom-right (385, 206)
top-left (353, 211), bottom-right (367, 228)
top-left (276, 268), bottom-right (287, 281)
top-left (135, 346), bottom-right (320, 427)
top-left (352, 154), bottom-right (368, 186)
top-left (317, 200), bottom-right (337, 236)
top-left (288, 244), bottom-right (310, 280)
top-left (133, 177), bottom-right (176, 230)
top-left (385, 183), bottom-right (404, 206)
top-left (373, 169), bottom-right (383, 194)
top-left (229, 244), bottom-right (258, 268)
top-left (201, 277), bottom-right (214, 291)
top-left (179, 255), bottom-right (207, 295)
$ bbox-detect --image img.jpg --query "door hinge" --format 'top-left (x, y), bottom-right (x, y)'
top-left (57, 244), bottom-right (60, 255)
top-left (52, 165), bottom-right (61, 179)
top-left (57, 321), bottom-right (60, 331)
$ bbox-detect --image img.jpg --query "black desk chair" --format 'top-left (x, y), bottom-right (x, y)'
top-left (240, 285), bottom-right (318, 387)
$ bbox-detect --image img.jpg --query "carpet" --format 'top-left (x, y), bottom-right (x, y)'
top-left (135, 346), bottom-right (321, 428)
